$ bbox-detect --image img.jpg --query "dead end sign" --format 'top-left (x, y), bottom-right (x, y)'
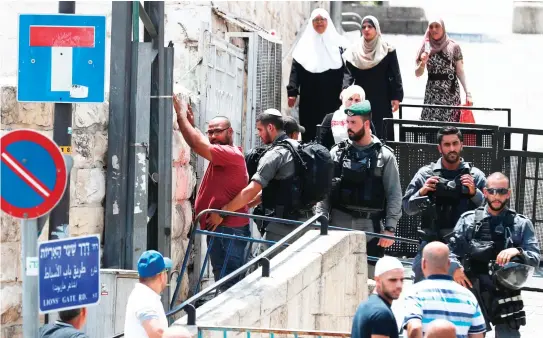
top-left (0, 130), bottom-right (67, 219)
top-left (17, 14), bottom-right (106, 103)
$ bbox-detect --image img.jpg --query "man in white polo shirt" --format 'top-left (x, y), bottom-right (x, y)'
top-left (124, 250), bottom-right (172, 338)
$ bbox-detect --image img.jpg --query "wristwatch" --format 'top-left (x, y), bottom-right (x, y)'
top-left (384, 226), bottom-right (395, 233)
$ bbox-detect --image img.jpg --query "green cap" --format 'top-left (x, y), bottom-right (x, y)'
top-left (345, 100), bottom-right (372, 116)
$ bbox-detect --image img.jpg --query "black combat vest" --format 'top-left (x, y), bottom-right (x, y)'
top-left (330, 141), bottom-right (386, 212)
top-left (465, 208), bottom-right (515, 274)
top-left (260, 135), bottom-right (302, 218)
top-left (421, 162), bottom-right (475, 231)
top-left (464, 207), bottom-right (526, 330)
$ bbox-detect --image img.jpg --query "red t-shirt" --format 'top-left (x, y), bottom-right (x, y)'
top-left (194, 145), bottom-right (249, 230)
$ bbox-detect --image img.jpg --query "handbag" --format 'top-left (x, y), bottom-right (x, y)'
top-left (460, 103), bottom-right (476, 146)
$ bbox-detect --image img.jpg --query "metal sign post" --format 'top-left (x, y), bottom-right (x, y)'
top-left (0, 129), bottom-right (68, 337)
top-left (22, 217), bottom-right (39, 337)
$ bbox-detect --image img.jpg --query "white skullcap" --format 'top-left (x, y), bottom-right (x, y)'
top-left (263, 108), bottom-right (283, 117)
top-left (374, 256), bottom-right (404, 277)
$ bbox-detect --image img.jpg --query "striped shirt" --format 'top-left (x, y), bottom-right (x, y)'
top-left (402, 274), bottom-right (486, 338)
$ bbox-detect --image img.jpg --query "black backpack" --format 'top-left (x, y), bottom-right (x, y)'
top-left (245, 145), bottom-right (270, 182)
top-left (245, 140), bottom-right (334, 207)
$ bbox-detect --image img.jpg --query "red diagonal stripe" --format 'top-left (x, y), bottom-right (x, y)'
top-left (1, 151), bottom-right (51, 199)
top-left (30, 26), bottom-right (95, 47)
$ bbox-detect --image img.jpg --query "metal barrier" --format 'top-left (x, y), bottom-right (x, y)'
top-left (498, 127), bottom-right (543, 247)
top-left (171, 209), bottom-right (420, 310)
top-left (111, 207), bottom-right (542, 337)
top-left (382, 118), bottom-right (503, 257)
top-left (398, 103), bottom-right (512, 127)
top-left (196, 325), bottom-right (351, 338)
top-left (170, 209), bottom-right (310, 310)
top-left (382, 117), bottom-right (543, 258)
top-left (395, 103), bottom-right (511, 148)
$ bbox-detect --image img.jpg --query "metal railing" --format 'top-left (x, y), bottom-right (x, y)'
top-left (196, 325), bottom-right (351, 338)
top-left (170, 209), bottom-right (322, 310)
top-left (111, 208), bottom-right (542, 337)
top-left (111, 211), bottom-right (328, 338)
top-left (174, 210), bottom-right (421, 306)
top-left (397, 103), bottom-right (512, 127)
top-left (170, 209), bottom-right (420, 311)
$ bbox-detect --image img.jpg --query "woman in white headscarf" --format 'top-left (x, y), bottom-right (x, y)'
top-left (416, 18), bottom-right (472, 122)
top-left (343, 15), bottom-right (403, 141)
top-left (318, 85), bottom-right (375, 149)
top-left (287, 8), bottom-right (350, 143)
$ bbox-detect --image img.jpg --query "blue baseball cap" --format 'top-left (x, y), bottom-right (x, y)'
top-left (137, 250), bottom-right (173, 278)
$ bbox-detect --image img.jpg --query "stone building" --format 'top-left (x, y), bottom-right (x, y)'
top-left (0, 1), bottom-right (328, 336)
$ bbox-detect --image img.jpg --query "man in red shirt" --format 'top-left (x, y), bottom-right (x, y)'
top-left (174, 96), bottom-right (250, 291)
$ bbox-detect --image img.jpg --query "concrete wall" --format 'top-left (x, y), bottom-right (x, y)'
top-left (513, 1), bottom-right (543, 34)
top-left (0, 2), bottom-right (327, 336)
top-left (175, 230), bottom-right (368, 334)
top-left (342, 2), bottom-right (428, 35)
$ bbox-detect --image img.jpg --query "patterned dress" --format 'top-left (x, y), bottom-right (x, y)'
top-left (420, 43), bottom-right (463, 122)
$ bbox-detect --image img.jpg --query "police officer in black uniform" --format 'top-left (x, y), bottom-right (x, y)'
top-left (449, 172), bottom-right (540, 337)
top-left (316, 101), bottom-right (402, 278)
top-left (403, 126), bottom-right (487, 282)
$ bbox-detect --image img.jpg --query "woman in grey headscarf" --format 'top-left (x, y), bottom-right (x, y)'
top-left (343, 15), bottom-right (404, 141)
top-left (416, 18), bottom-right (472, 122)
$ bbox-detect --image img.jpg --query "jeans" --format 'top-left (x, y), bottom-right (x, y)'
top-left (206, 224), bottom-right (251, 291)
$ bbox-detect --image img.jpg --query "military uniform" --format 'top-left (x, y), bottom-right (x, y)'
top-left (402, 158), bottom-right (487, 282)
top-left (316, 101), bottom-right (403, 278)
top-left (251, 132), bottom-right (312, 251)
top-left (449, 206), bottom-right (541, 337)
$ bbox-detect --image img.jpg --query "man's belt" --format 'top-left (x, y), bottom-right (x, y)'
top-left (335, 205), bottom-right (381, 219)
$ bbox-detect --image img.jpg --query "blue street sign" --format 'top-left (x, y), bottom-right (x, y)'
top-left (17, 14), bottom-right (106, 103)
top-left (0, 130), bottom-right (67, 219)
top-left (38, 235), bottom-right (101, 313)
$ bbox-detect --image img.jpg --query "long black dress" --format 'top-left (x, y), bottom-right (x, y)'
top-left (287, 59), bottom-right (344, 143)
top-left (342, 50), bottom-right (404, 141)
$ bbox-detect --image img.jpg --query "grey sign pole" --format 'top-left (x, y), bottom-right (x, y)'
top-left (22, 216), bottom-right (39, 337)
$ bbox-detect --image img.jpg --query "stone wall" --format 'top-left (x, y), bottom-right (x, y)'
top-left (174, 230), bottom-right (369, 334)
top-left (0, 1), bottom-right (327, 336)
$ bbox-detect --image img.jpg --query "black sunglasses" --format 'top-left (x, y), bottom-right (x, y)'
top-left (486, 188), bottom-right (509, 195)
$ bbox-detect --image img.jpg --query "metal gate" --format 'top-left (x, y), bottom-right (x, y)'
top-left (226, 31), bottom-right (283, 151)
top-left (383, 118), bottom-right (503, 257)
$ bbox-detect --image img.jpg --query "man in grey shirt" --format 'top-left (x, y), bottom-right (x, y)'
top-left (217, 109), bottom-right (311, 251)
top-left (316, 101), bottom-right (402, 278)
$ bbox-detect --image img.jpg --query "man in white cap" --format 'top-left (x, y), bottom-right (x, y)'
top-left (351, 256), bottom-right (404, 338)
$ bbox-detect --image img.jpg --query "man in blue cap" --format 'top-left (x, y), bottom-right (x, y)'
top-left (124, 250), bottom-right (172, 337)
top-left (316, 101), bottom-right (402, 279)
